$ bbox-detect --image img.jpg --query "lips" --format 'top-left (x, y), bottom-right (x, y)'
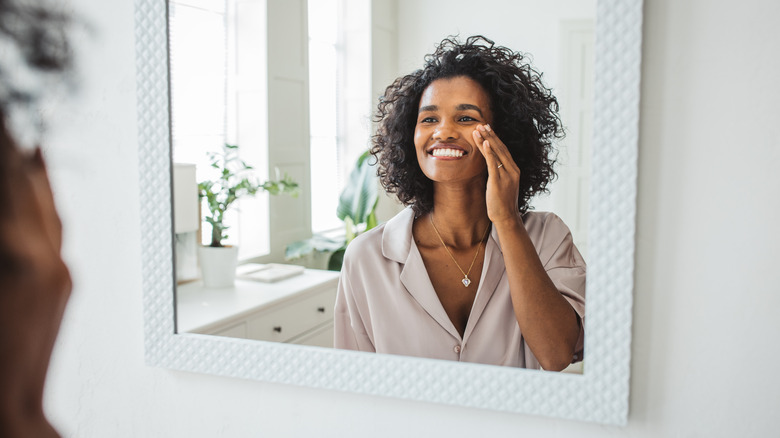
top-left (427, 143), bottom-right (468, 159)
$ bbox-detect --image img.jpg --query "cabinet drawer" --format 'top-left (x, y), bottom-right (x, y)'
top-left (289, 323), bottom-right (334, 348)
top-left (247, 287), bottom-right (336, 342)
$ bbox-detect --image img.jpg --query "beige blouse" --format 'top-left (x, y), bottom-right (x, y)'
top-left (333, 207), bottom-right (586, 369)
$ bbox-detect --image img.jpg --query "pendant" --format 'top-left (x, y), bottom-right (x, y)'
top-left (462, 276), bottom-right (471, 287)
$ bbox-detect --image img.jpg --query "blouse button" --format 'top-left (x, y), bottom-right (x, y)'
top-left (453, 345), bottom-right (461, 354)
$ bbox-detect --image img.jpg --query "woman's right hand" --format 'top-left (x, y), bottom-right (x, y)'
top-left (473, 124), bottom-right (523, 227)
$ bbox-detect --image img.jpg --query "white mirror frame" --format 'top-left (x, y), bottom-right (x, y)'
top-left (135, 0), bottom-right (642, 425)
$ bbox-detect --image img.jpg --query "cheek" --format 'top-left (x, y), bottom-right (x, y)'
top-left (413, 127), bottom-right (426, 150)
top-left (413, 128), bottom-right (428, 168)
top-left (468, 134), bottom-right (486, 165)
top-left (473, 150), bottom-right (488, 171)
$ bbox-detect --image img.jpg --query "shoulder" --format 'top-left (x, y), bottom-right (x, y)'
top-left (523, 211), bottom-right (573, 253)
top-left (523, 211), bottom-right (572, 236)
top-left (343, 207), bottom-right (415, 269)
top-left (523, 211), bottom-right (583, 268)
top-left (344, 222), bottom-right (385, 260)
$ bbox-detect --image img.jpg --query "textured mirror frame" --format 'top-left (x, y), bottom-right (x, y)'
top-left (135, 0), bottom-right (642, 425)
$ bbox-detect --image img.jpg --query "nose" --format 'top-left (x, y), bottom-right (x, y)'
top-left (433, 119), bottom-right (458, 141)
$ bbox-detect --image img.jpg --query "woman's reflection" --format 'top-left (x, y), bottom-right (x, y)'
top-left (334, 36), bottom-right (585, 371)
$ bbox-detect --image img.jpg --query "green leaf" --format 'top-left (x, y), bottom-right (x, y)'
top-left (310, 235), bottom-right (346, 252)
top-left (366, 210), bottom-right (378, 231)
top-left (327, 248), bottom-right (346, 271)
top-left (285, 234), bottom-right (345, 260)
top-left (285, 239), bottom-right (315, 259)
top-left (344, 216), bottom-right (356, 244)
top-left (336, 150), bottom-right (378, 226)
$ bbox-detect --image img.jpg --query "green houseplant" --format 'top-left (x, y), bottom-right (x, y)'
top-left (198, 143), bottom-right (299, 287)
top-left (285, 150), bottom-right (378, 271)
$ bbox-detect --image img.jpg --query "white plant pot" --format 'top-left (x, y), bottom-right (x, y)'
top-left (198, 245), bottom-right (239, 288)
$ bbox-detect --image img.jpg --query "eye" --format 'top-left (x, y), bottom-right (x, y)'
top-left (458, 116), bottom-right (478, 122)
top-left (420, 116), bottom-right (437, 124)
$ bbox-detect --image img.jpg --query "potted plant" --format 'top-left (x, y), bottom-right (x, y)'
top-left (285, 150), bottom-right (378, 271)
top-left (199, 143), bottom-right (299, 287)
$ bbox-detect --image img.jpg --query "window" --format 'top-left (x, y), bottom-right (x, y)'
top-left (308, 0), bottom-right (341, 233)
top-left (308, 0), bottom-right (371, 234)
top-left (169, 0), bottom-right (270, 259)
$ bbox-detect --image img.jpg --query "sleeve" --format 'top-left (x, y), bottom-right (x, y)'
top-left (539, 214), bottom-right (586, 363)
top-left (333, 258), bottom-right (376, 352)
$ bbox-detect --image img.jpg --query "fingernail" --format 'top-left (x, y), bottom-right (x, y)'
top-left (474, 130), bottom-right (482, 138)
top-left (478, 125), bottom-right (486, 132)
top-left (485, 124), bottom-right (492, 132)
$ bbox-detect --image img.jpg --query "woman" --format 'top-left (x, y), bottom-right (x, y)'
top-left (334, 36), bottom-right (585, 371)
top-left (0, 1), bottom-right (74, 436)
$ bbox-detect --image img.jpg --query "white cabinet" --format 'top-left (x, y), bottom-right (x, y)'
top-left (176, 269), bottom-right (340, 347)
top-left (245, 287), bottom-right (336, 343)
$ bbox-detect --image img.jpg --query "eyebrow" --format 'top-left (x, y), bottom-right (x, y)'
top-left (418, 104), bottom-right (484, 117)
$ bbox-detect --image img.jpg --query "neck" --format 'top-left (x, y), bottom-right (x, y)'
top-left (428, 181), bottom-right (491, 248)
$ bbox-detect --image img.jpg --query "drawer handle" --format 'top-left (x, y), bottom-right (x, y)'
top-left (273, 326), bottom-right (282, 333)
top-left (317, 307), bottom-right (326, 313)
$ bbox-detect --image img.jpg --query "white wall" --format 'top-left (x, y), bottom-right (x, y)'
top-left (396, 0), bottom-right (596, 90)
top-left (42, 0), bottom-right (780, 436)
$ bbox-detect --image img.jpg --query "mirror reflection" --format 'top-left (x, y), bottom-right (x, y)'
top-left (171, 0), bottom-right (595, 372)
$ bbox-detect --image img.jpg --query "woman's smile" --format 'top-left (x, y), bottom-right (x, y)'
top-left (428, 143), bottom-right (467, 159)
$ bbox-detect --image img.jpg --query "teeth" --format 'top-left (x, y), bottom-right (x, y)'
top-left (431, 148), bottom-right (464, 158)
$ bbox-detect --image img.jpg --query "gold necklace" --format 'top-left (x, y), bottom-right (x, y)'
top-left (429, 214), bottom-right (491, 287)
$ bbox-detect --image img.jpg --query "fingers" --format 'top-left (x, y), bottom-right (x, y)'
top-left (473, 124), bottom-right (519, 174)
top-left (482, 125), bottom-right (519, 172)
top-left (28, 148), bottom-right (64, 252)
top-left (472, 129), bottom-right (500, 177)
top-left (6, 148), bottom-right (63, 253)
top-left (0, 144), bottom-right (65, 271)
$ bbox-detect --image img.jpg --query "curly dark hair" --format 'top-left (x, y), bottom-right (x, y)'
top-left (0, 0), bottom-right (73, 115)
top-left (370, 35), bottom-right (563, 215)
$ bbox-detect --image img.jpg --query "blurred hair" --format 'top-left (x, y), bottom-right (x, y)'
top-left (0, 0), bottom-right (73, 115)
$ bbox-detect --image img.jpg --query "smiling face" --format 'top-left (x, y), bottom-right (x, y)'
top-left (414, 76), bottom-right (493, 185)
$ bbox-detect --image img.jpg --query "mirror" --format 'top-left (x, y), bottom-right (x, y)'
top-left (136, 0), bottom-right (642, 424)
top-left (170, 0), bottom-right (595, 360)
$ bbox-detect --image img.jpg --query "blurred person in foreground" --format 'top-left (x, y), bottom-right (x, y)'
top-left (0, 0), bottom-right (75, 436)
